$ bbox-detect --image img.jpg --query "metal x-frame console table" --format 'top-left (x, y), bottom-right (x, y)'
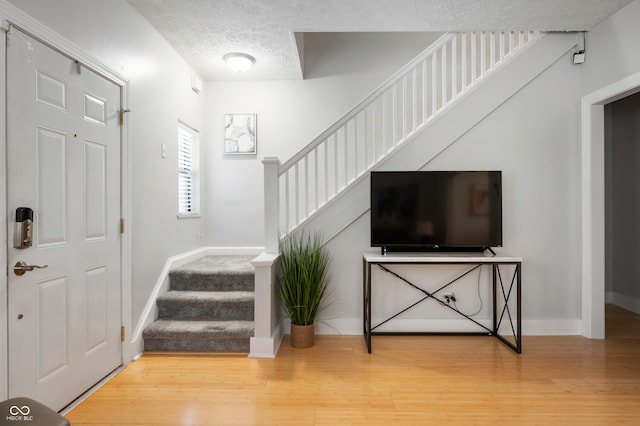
top-left (363, 251), bottom-right (523, 354)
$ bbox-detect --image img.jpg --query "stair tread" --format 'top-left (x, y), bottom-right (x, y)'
top-left (143, 320), bottom-right (254, 339)
top-left (171, 255), bottom-right (255, 275)
top-left (168, 255), bottom-right (255, 292)
top-left (143, 319), bottom-right (252, 352)
top-left (158, 291), bottom-right (254, 302)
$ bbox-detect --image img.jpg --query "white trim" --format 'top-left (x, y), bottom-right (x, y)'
top-left (0, 25), bottom-right (8, 402)
top-left (120, 77), bottom-right (133, 364)
top-left (249, 252), bottom-right (283, 358)
top-left (581, 71), bottom-right (640, 339)
top-left (0, 0), bottom-right (132, 400)
top-left (249, 329), bottom-right (284, 359)
top-left (606, 292), bottom-right (640, 315)
top-left (0, 0), bottom-right (127, 86)
top-left (131, 246), bottom-right (264, 358)
top-left (312, 318), bottom-right (581, 336)
top-left (177, 213), bottom-right (202, 219)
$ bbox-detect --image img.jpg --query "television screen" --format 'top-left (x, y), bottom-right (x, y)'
top-left (370, 171), bottom-right (502, 252)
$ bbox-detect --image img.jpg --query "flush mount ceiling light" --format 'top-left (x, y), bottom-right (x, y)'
top-left (223, 52), bottom-right (256, 72)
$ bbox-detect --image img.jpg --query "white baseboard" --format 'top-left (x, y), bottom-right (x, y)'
top-left (312, 317), bottom-right (581, 336)
top-left (606, 291), bottom-right (640, 315)
top-left (249, 322), bottom-right (284, 358)
top-left (522, 319), bottom-right (581, 335)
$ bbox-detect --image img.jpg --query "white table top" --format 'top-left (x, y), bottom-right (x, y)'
top-left (363, 250), bottom-right (522, 263)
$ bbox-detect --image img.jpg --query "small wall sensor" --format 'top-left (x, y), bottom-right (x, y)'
top-left (573, 51), bottom-right (586, 64)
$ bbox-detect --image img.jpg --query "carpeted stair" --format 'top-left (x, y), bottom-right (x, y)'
top-left (142, 255), bottom-right (255, 352)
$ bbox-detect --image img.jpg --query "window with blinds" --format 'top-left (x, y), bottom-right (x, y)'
top-left (178, 122), bottom-right (200, 216)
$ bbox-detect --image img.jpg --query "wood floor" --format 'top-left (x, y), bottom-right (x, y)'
top-left (66, 307), bottom-right (640, 426)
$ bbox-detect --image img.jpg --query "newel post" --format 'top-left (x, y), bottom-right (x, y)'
top-left (263, 157), bottom-right (280, 254)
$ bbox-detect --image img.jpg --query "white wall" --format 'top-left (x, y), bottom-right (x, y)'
top-left (203, 32), bottom-right (442, 246)
top-left (582, 0), bottom-right (640, 97)
top-left (4, 0), bottom-right (206, 327)
top-left (582, 0), bottom-right (640, 317)
top-left (316, 49), bottom-right (582, 333)
top-left (426, 55), bottom-right (582, 322)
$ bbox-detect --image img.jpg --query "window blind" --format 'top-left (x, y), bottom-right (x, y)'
top-left (178, 122), bottom-right (199, 215)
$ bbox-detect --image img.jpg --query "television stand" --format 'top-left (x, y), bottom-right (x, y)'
top-left (485, 247), bottom-right (497, 256)
top-left (363, 250), bottom-right (522, 354)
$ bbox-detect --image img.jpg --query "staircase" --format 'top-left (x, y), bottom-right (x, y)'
top-left (142, 255), bottom-right (255, 352)
top-left (268, 32), bottom-right (542, 240)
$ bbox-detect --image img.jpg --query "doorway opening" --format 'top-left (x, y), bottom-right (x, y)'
top-left (604, 91), bottom-right (640, 340)
top-left (581, 72), bottom-right (640, 340)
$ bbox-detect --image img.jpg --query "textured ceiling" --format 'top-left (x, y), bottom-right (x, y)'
top-left (125, 0), bottom-right (633, 81)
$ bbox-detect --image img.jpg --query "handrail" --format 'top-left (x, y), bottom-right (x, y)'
top-left (279, 33), bottom-right (457, 172)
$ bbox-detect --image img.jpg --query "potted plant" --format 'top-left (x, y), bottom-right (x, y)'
top-left (277, 231), bottom-right (331, 348)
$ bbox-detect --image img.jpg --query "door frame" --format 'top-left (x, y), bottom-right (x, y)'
top-left (0, 2), bottom-right (132, 401)
top-left (581, 71), bottom-right (640, 339)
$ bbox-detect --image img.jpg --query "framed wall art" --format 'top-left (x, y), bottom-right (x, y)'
top-left (224, 113), bottom-right (257, 154)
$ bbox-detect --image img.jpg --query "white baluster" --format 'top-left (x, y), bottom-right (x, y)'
top-left (303, 155), bottom-right (309, 220)
top-left (471, 32), bottom-right (477, 83)
top-left (314, 147), bottom-right (319, 210)
top-left (402, 75), bottom-right (407, 140)
top-left (480, 32), bottom-right (486, 78)
top-left (323, 140), bottom-right (328, 203)
top-left (461, 33), bottom-right (467, 93)
top-left (452, 35), bottom-right (457, 99)
top-left (353, 116), bottom-right (359, 181)
top-left (411, 67), bottom-right (418, 133)
top-left (441, 44), bottom-right (447, 106)
top-left (509, 31), bottom-right (515, 57)
top-left (422, 58), bottom-right (428, 122)
top-left (432, 50), bottom-right (438, 114)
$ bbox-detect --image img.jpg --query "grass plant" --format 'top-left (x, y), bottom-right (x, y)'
top-left (277, 232), bottom-right (331, 326)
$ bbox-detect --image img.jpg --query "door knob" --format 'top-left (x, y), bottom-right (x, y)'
top-left (14, 261), bottom-right (48, 276)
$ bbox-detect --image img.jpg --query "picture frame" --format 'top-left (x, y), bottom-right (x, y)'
top-left (224, 113), bottom-right (257, 154)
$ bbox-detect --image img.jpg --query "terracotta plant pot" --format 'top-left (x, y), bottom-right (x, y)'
top-left (290, 323), bottom-right (315, 348)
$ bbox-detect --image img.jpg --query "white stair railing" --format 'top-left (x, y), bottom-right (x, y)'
top-left (264, 31), bottom-right (540, 252)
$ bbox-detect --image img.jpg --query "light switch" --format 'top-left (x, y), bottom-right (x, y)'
top-left (161, 144), bottom-right (167, 158)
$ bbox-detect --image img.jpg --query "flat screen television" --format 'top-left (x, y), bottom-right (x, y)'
top-left (370, 171), bottom-right (502, 253)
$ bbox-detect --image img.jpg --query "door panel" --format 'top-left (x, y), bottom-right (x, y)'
top-left (85, 140), bottom-right (107, 240)
top-left (37, 126), bottom-right (67, 246)
top-left (85, 266), bottom-right (108, 353)
top-left (36, 69), bottom-right (67, 110)
top-left (37, 276), bottom-right (68, 380)
top-left (7, 27), bottom-right (122, 411)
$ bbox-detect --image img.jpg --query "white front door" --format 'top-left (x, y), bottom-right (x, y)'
top-left (7, 27), bottom-right (122, 411)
